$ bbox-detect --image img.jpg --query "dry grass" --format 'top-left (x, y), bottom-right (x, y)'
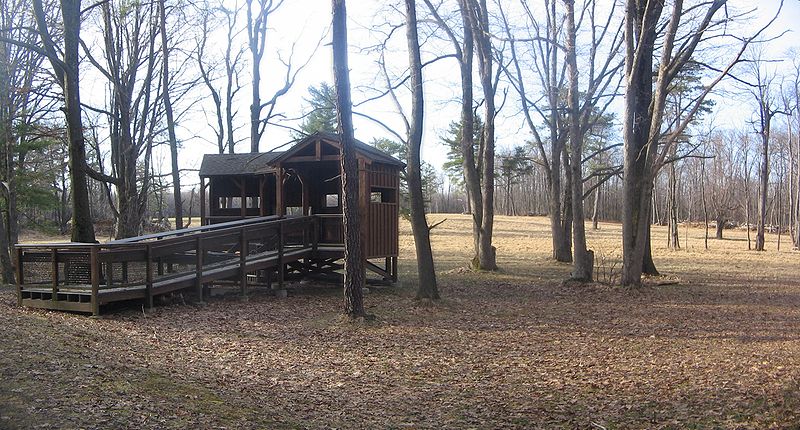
top-left (2, 215), bottom-right (800, 429)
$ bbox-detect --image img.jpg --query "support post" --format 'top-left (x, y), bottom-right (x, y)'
top-left (51, 248), bottom-right (58, 302)
top-left (15, 247), bottom-right (23, 306)
top-left (275, 167), bottom-right (284, 217)
top-left (239, 227), bottom-right (248, 298)
top-left (259, 176), bottom-right (267, 216)
top-left (90, 246), bottom-right (100, 317)
top-left (277, 222), bottom-right (284, 290)
top-left (145, 244), bottom-right (153, 310)
top-left (391, 256), bottom-right (398, 282)
top-left (195, 236), bottom-right (205, 303)
top-left (200, 177), bottom-right (206, 226)
top-left (240, 176), bottom-right (247, 219)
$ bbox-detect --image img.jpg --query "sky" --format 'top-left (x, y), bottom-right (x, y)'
top-left (157, 0), bottom-right (799, 190)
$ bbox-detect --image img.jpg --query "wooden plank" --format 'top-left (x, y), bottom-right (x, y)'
top-left (22, 298), bottom-right (93, 313)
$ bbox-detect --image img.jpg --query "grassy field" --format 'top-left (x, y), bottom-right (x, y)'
top-left (2, 215), bottom-right (800, 429)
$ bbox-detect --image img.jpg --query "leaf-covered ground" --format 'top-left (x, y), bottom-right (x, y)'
top-left (2, 215), bottom-right (800, 429)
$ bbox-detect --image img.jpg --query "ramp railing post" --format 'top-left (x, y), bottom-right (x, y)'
top-left (90, 245), bottom-right (100, 316)
top-left (239, 227), bottom-right (247, 298)
top-left (15, 247), bottom-right (23, 306)
top-left (195, 236), bottom-right (205, 303)
top-left (145, 244), bottom-right (153, 310)
top-left (277, 222), bottom-right (284, 290)
top-left (51, 248), bottom-right (58, 303)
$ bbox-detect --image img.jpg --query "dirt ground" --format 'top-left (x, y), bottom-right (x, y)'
top-left (2, 215), bottom-right (800, 429)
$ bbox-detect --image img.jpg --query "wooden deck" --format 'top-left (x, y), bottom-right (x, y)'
top-left (14, 216), bottom-right (388, 316)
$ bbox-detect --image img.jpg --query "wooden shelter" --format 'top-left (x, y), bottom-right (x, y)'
top-left (199, 131), bottom-right (403, 277)
top-left (14, 133), bottom-right (403, 316)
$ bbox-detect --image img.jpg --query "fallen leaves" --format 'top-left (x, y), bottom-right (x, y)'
top-left (1, 215), bottom-right (800, 428)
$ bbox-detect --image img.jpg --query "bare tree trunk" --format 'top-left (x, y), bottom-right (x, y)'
top-left (564, 0), bottom-right (591, 280)
top-left (332, 0), bottom-right (365, 317)
top-left (33, 0), bottom-right (96, 243)
top-left (159, 0), bottom-right (182, 229)
top-left (668, 162), bottom-right (680, 249)
top-left (701, 157), bottom-right (709, 249)
top-left (592, 179), bottom-right (600, 230)
top-left (468, 0), bottom-right (497, 271)
top-left (756, 125), bottom-right (769, 251)
top-left (404, 0), bottom-right (438, 300)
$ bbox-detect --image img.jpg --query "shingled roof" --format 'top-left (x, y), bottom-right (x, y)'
top-left (199, 132), bottom-right (405, 177)
top-left (199, 152), bottom-right (283, 177)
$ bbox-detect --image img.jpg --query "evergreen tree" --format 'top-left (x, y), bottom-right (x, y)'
top-left (295, 82), bottom-right (337, 137)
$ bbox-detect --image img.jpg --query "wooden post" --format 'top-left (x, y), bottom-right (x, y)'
top-left (200, 177), bottom-right (206, 226)
top-left (259, 176), bottom-right (267, 216)
top-left (195, 236), bottom-right (204, 303)
top-left (239, 227), bottom-right (248, 298)
top-left (15, 247), bottom-right (23, 306)
top-left (145, 244), bottom-right (153, 310)
top-left (122, 262), bottom-right (128, 285)
top-left (90, 246), bottom-right (100, 317)
top-left (358, 158), bottom-right (369, 258)
top-left (105, 261), bottom-right (112, 288)
top-left (51, 248), bottom-right (58, 302)
top-left (240, 176), bottom-right (247, 219)
top-left (275, 167), bottom-right (284, 217)
top-left (391, 256), bottom-right (398, 282)
top-left (312, 216), bottom-right (319, 253)
top-left (277, 221), bottom-right (284, 290)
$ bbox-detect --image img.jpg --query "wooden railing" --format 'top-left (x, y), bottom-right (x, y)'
top-left (16, 215), bottom-right (326, 315)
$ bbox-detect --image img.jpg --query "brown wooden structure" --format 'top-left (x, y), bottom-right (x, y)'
top-left (15, 132), bottom-right (403, 316)
top-left (199, 131), bottom-right (402, 273)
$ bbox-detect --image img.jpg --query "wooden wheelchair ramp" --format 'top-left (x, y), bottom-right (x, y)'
top-left (15, 216), bottom-right (337, 316)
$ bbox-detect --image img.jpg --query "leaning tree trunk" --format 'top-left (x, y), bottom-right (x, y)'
top-left (332, 0), bottom-right (365, 317)
top-left (404, 0), bottom-right (438, 300)
top-left (159, 0), bottom-right (183, 229)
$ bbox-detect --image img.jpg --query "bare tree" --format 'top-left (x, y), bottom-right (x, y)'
top-left (81, 0), bottom-right (161, 238)
top-left (746, 47), bottom-right (786, 251)
top-left (246, 0), bottom-right (314, 152)
top-left (499, 0), bottom-right (623, 264)
top-left (619, 0), bottom-right (775, 285)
